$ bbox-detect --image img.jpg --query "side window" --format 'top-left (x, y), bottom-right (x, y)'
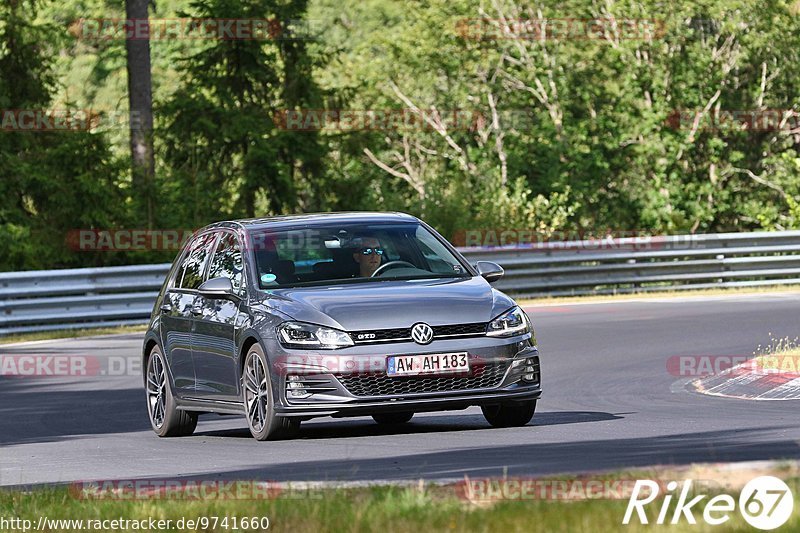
top-left (208, 232), bottom-right (244, 295)
top-left (415, 226), bottom-right (464, 274)
top-left (178, 232), bottom-right (218, 290)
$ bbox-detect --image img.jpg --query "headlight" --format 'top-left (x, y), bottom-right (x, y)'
top-left (277, 321), bottom-right (354, 349)
top-left (486, 307), bottom-right (530, 337)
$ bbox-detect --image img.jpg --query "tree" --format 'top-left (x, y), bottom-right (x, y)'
top-left (311, 0), bottom-right (800, 236)
top-left (125, 0), bottom-right (156, 228)
top-left (0, 0), bottom-right (124, 271)
top-left (159, 0), bottom-right (324, 224)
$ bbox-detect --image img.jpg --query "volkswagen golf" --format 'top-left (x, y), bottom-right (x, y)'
top-left (143, 212), bottom-right (541, 440)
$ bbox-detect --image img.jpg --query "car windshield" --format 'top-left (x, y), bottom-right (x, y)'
top-left (249, 222), bottom-right (470, 289)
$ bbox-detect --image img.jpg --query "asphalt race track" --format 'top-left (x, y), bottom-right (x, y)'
top-left (2, 292), bottom-right (799, 487)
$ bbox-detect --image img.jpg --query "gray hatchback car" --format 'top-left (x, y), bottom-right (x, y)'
top-left (143, 212), bottom-right (541, 440)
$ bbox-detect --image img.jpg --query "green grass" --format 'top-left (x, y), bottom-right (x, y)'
top-left (518, 284), bottom-right (800, 306)
top-left (751, 347), bottom-right (800, 372)
top-left (0, 325), bottom-right (148, 345)
top-left (2, 480), bottom-right (800, 532)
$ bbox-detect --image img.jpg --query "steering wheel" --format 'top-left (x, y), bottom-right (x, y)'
top-left (371, 260), bottom-right (417, 277)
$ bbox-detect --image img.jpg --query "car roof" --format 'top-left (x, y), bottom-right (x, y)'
top-left (205, 212), bottom-right (420, 233)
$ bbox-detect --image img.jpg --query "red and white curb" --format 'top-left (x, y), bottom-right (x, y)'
top-left (691, 358), bottom-right (800, 400)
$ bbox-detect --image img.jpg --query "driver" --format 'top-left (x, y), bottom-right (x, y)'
top-left (351, 236), bottom-right (384, 277)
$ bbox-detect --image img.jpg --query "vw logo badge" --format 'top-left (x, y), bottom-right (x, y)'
top-left (411, 322), bottom-right (434, 345)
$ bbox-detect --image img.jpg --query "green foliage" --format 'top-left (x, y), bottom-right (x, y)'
top-left (2, 0), bottom-right (800, 270)
top-left (310, 0), bottom-right (800, 236)
top-left (159, 0), bottom-right (326, 226)
top-left (0, 0), bottom-right (125, 271)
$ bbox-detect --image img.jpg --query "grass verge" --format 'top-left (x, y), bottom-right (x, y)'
top-left (751, 347), bottom-right (800, 372)
top-left (518, 284), bottom-right (800, 306)
top-left (0, 325), bottom-right (148, 346)
top-left (2, 474), bottom-right (799, 532)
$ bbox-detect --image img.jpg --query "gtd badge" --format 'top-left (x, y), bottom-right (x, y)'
top-left (357, 333), bottom-right (376, 340)
top-left (411, 323), bottom-right (434, 345)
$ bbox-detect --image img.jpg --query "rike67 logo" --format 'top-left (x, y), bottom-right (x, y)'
top-left (623, 476), bottom-right (793, 530)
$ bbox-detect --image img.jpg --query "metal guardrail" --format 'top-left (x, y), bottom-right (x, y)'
top-left (0, 264), bottom-right (170, 336)
top-left (1, 230), bottom-right (799, 335)
top-left (467, 231), bottom-right (800, 298)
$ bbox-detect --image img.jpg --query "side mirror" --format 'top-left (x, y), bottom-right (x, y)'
top-left (476, 261), bottom-right (504, 283)
top-left (198, 276), bottom-right (239, 300)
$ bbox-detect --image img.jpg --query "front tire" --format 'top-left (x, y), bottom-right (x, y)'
top-left (372, 412), bottom-right (414, 425)
top-left (481, 400), bottom-right (536, 428)
top-left (146, 346), bottom-right (197, 437)
top-left (243, 344), bottom-right (299, 441)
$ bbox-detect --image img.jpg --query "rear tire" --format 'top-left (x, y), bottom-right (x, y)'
top-left (372, 412), bottom-right (414, 425)
top-left (481, 400), bottom-right (536, 428)
top-left (243, 344), bottom-right (300, 441)
top-left (145, 346), bottom-right (198, 437)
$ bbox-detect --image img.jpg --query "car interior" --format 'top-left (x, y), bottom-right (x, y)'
top-left (251, 225), bottom-right (460, 288)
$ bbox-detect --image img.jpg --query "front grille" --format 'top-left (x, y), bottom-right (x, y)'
top-left (433, 323), bottom-right (486, 336)
top-left (336, 361), bottom-right (509, 397)
top-left (352, 327), bottom-right (410, 343)
top-left (351, 322), bottom-right (487, 344)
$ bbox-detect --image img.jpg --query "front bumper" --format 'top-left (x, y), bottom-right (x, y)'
top-left (271, 335), bottom-right (541, 418)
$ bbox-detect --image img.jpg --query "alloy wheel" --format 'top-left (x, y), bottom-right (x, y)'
top-left (146, 352), bottom-right (167, 429)
top-left (244, 351), bottom-right (269, 432)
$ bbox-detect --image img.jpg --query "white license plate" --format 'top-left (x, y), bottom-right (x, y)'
top-left (386, 352), bottom-right (469, 377)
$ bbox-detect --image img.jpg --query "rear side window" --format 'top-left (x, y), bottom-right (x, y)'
top-left (177, 232), bottom-right (218, 290)
top-left (207, 232), bottom-right (245, 295)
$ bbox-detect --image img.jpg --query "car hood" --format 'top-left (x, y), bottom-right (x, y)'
top-left (257, 276), bottom-right (515, 331)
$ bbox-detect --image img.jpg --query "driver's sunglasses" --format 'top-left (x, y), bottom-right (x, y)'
top-left (360, 247), bottom-right (385, 256)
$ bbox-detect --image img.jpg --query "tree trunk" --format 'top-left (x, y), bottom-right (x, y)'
top-left (125, 0), bottom-right (155, 228)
